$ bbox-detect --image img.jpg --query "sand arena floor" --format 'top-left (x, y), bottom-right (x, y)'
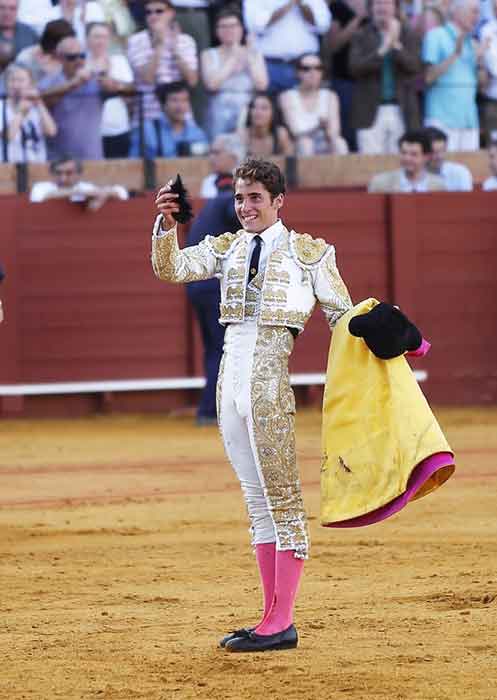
top-left (1, 407), bottom-right (496, 700)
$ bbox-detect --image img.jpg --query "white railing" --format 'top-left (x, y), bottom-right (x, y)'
top-left (0, 371), bottom-right (427, 396)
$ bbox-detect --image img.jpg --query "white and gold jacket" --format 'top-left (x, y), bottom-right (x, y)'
top-left (151, 215), bottom-right (353, 334)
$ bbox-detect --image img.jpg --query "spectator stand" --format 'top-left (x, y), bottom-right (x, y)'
top-left (0, 150), bottom-right (490, 198)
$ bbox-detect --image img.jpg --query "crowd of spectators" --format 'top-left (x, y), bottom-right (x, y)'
top-left (0, 0), bottom-right (496, 169)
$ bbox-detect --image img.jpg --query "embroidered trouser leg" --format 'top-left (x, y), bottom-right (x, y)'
top-left (217, 322), bottom-right (309, 559)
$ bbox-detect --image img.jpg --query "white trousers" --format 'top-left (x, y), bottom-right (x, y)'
top-left (424, 119), bottom-right (479, 152)
top-left (357, 105), bottom-right (405, 155)
top-left (217, 322), bottom-right (309, 558)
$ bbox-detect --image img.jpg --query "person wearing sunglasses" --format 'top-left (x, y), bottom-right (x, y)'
top-left (39, 35), bottom-right (107, 160)
top-left (279, 52), bottom-right (349, 155)
top-left (243, 0), bottom-right (332, 94)
top-left (127, 0), bottom-right (198, 155)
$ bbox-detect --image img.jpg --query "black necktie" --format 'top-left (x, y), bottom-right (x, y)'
top-left (248, 235), bottom-right (262, 283)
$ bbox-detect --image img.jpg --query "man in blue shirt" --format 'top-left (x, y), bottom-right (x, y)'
top-left (130, 80), bottom-right (208, 158)
top-left (422, 0), bottom-right (485, 152)
top-left (39, 36), bottom-right (106, 161)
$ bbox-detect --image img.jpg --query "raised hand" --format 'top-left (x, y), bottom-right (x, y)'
top-left (155, 180), bottom-right (180, 230)
top-left (73, 66), bottom-right (92, 86)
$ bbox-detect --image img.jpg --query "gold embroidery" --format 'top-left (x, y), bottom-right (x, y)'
top-left (226, 284), bottom-right (244, 301)
top-left (250, 327), bottom-right (308, 559)
top-left (266, 269), bottom-right (290, 285)
top-left (269, 251), bottom-right (284, 264)
top-left (319, 252), bottom-right (353, 328)
top-left (260, 308), bottom-right (308, 330)
top-left (228, 266), bottom-right (245, 280)
top-left (215, 352), bottom-right (226, 424)
top-left (220, 302), bottom-right (244, 321)
top-left (245, 303), bottom-right (258, 319)
top-left (324, 252), bottom-right (352, 306)
top-left (263, 286), bottom-right (287, 304)
top-left (151, 232), bottom-right (215, 283)
top-left (293, 233), bottom-right (328, 266)
top-left (249, 272), bottom-right (264, 290)
top-left (210, 231), bottom-right (242, 256)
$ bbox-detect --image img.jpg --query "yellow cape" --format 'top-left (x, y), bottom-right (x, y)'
top-left (321, 298), bottom-right (455, 526)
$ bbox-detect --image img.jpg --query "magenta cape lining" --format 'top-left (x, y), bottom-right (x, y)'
top-left (323, 452), bottom-right (454, 528)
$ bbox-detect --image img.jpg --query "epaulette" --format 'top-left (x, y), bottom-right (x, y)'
top-left (207, 230), bottom-right (243, 258)
top-left (291, 231), bottom-right (330, 269)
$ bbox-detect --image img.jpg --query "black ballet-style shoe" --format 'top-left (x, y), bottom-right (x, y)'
top-left (225, 625), bottom-right (298, 653)
top-left (219, 627), bottom-right (253, 648)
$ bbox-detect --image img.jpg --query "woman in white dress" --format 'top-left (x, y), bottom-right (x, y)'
top-left (86, 21), bottom-right (134, 158)
top-left (0, 64), bottom-right (56, 163)
top-left (279, 53), bottom-right (348, 156)
top-left (201, 9), bottom-right (268, 141)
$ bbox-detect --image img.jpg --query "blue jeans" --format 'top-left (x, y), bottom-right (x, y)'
top-left (266, 59), bottom-right (298, 94)
top-left (332, 77), bottom-right (357, 152)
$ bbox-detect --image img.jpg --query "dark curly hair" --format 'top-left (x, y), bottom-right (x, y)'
top-left (233, 158), bottom-right (286, 199)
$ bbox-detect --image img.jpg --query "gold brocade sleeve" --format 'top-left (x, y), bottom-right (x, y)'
top-left (151, 217), bottom-right (220, 284)
top-left (313, 247), bottom-right (353, 329)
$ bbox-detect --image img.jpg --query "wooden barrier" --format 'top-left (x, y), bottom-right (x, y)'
top-left (0, 163), bottom-right (17, 194)
top-left (295, 151), bottom-right (490, 189)
top-left (27, 159), bottom-right (145, 193)
top-left (0, 190), bottom-right (496, 416)
top-left (1, 149), bottom-right (489, 199)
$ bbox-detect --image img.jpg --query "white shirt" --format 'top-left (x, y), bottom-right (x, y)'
top-left (439, 161), bottom-right (473, 191)
top-left (0, 103), bottom-right (47, 163)
top-left (246, 218), bottom-right (284, 284)
top-left (172, 1), bottom-right (209, 7)
top-left (482, 175), bottom-right (497, 190)
top-left (30, 180), bottom-right (128, 203)
top-left (30, 180), bottom-right (97, 203)
top-left (41, 2), bottom-right (106, 45)
top-left (99, 53), bottom-right (134, 136)
top-left (243, 0), bottom-right (331, 61)
top-left (200, 173), bottom-right (218, 199)
top-left (482, 20), bottom-right (497, 101)
top-left (399, 170), bottom-right (431, 192)
top-left (18, 0), bottom-right (54, 34)
top-left (480, 0), bottom-right (496, 24)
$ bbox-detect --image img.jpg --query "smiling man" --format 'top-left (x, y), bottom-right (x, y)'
top-left (151, 158), bottom-right (352, 653)
top-left (368, 129), bottom-right (446, 192)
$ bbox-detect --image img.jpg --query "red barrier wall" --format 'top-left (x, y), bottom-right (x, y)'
top-left (0, 191), bottom-right (496, 415)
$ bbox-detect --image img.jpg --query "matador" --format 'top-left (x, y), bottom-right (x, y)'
top-left (151, 159), bottom-right (454, 653)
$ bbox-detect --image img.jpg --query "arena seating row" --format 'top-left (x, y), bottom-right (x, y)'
top-left (0, 150), bottom-right (491, 198)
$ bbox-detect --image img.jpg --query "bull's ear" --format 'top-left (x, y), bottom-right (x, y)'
top-left (348, 302), bottom-right (422, 360)
top-left (170, 174), bottom-right (193, 224)
top-left (348, 311), bottom-right (377, 338)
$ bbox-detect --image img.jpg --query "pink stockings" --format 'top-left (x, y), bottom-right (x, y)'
top-left (254, 543), bottom-right (304, 636)
top-left (255, 543), bottom-right (277, 621)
